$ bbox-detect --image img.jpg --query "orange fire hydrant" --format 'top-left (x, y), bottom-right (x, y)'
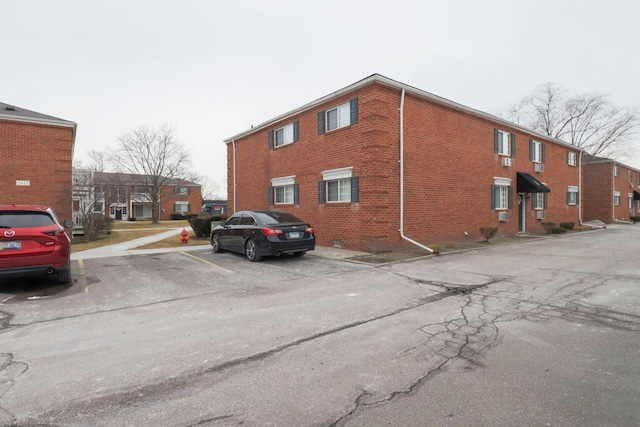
top-left (179, 228), bottom-right (189, 245)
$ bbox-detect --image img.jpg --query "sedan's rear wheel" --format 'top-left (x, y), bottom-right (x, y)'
top-left (211, 234), bottom-right (223, 253)
top-left (245, 239), bottom-right (262, 262)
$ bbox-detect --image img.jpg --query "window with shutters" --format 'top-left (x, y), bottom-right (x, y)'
top-left (268, 122), bottom-right (298, 149)
top-left (491, 177), bottom-right (512, 210)
top-left (613, 165), bottom-right (619, 177)
top-left (629, 194), bottom-right (633, 209)
top-left (494, 129), bottom-right (513, 156)
top-left (318, 167), bottom-right (359, 204)
top-left (532, 193), bottom-right (546, 210)
top-left (269, 176), bottom-right (298, 205)
top-left (567, 186), bottom-right (579, 206)
top-left (530, 140), bottom-right (544, 163)
top-left (567, 151), bottom-right (577, 166)
top-left (614, 191), bottom-right (621, 206)
top-left (174, 187), bottom-right (189, 196)
top-left (318, 98), bottom-right (358, 134)
top-left (174, 201), bottom-right (189, 212)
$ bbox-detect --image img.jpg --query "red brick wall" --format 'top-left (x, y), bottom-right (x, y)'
top-left (582, 162), bottom-right (640, 222)
top-left (227, 82), bottom-right (581, 251)
top-left (159, 185), bottom-right (203, 220)
top-left (0, 120), bottom-right (74, 221)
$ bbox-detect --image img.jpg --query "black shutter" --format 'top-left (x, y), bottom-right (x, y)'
top-left (318, 181), bottom-right (325, 204)
top-left (293, 121), bottom-right (299, 142)
top-left (494, 129), bottom-right (499, 153)
top-left (544, 193), bottom-right (548, 209)
top-left (541, 143), bottom-right (546, 163)
top-left (351, 176), bottom-right (359, 202)
top-left (529, 139), bottom-right (534, 161)
top-left (268, 187), bottom-right (273, 205)
top-left (268, 131), bottom-right (274, 150)
top-left (491, 185), bottom-right (497, 210)
top-left (508, 186), bottom-right (514, 210)
top-left (566, 151), bottom-right (570, 164)
top-left (511, 133), bottom-right (516, 157)
top-left (566, 191), bottom-right (571, 205)
top-left (576, 191), bottom-right (579, 205)
top-left (317, 111), bottom-right (325, 135)
top-left (350, 98), bottom-right (358, 125)
top-left (294, 184), bottom-right (299, 205)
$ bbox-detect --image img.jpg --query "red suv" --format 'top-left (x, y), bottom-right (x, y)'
top-left (0, 205), bottom-right (73, 284)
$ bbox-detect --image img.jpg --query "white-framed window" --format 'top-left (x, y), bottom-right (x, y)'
top-left (174, 201), bottom-right (189, 212)
top-left (495, 129), bottom-right (511, 156)
top-left (174, 187), bottom-right (189, 196)
top-left (532, 193), bottom-right (545, 210)
top-left (327, 102), bottom-right (351, 131)
top-left (319, 167), bottom-right (359, 204)
top-left (275, 186), bottom-right (294, 204)
top-left (492, 177), bottom-right (512, 210)
top-left (275, 123), bottom-right (295, 147)
top-left (567, 186), bottom-right (579, 206)
top-left (629, 194), bottom-right (634, 209)
top-left (530, 140), bottom-right (543, 163)
top-left (318, 98), bottom-right (358, 134)
top-left (270, 176), bottom-right (297, 205)
top-left (614, 166), bottom-right (619, 177)
top-left (614, 191), bottom-right (621, 206)
top-left (326, 179), bottom-right (351, 202)
top-left (134, 204), bottom-right (152, 217)
top-left (628, 170), bottom-right (633, 182)
top-left (93, 202), bottom-right (104, 213)
top-left (567, 151), bottom-right (577, 166)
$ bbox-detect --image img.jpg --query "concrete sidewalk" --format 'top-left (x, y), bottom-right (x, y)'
top-left (71, 227), bottom-right (367, 261)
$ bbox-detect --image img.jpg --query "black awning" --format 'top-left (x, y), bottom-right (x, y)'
top-left (634, 190), bottom-right (640, 200)
top-left (517, 172), bottom-right (551, 193)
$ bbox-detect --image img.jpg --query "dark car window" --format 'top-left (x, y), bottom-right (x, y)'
top-left (239, 214), bottom-right (256, 226)
top-left (0, 212), bottom-right (56, 228)
top-left (226, 214), bottom-right (242, 226)
top-left (254, 211), bottom-right (304, 225)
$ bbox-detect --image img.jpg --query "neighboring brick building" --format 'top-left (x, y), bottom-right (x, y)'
top-left (72, 170), bottom-right (202, 224)
top-left (583, 155), bottom-right (640, 223)
top-left (0, 102), bottom-right (77, 221)
top-left (224, 74), bottom-right (582, 252)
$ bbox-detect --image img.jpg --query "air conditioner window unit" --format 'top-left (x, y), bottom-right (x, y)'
top-left (534, 163), bottom-right (544, 173)
top-left (498, 212), bottom-right (510, 222)
top-left (536, 211), bottom-right (546, 220)
top-left (502, 157), bottom-right (512, 167)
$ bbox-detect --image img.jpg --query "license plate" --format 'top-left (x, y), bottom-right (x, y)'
top-left (1, 241), bottom-right (21, 250)
top-left (288, 231), bottom-right (300, 239)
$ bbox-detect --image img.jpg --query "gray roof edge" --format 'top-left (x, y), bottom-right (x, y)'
top-left (0, 112), bottom-right (77, 128)
top-left (223, 74), bottom-right (582, 152)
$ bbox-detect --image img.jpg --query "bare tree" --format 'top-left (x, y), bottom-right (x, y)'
top-left (189, 174), bottom-right (225, 201)
top-left (71, 168), bottom-right (112, 241)
top-left (87, 150), bottom-right (107, 172)
top-left (502, 83), bottom-right (640, 158)
top-left (108, 124), bottom-right (191, 223)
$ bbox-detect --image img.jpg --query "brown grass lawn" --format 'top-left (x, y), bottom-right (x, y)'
top-left (71, 220), bottom-right (196, 252)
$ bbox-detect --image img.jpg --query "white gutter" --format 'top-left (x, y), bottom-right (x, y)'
top-left (399, 88), bottom-right (436, 254)
top-left (231, 139), bottom-right (237, 213)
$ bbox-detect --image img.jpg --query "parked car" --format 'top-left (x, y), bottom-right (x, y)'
top-left (0, 205), bottom-right (73, 284)
top-left (211, 210), bottom-right (315, 262)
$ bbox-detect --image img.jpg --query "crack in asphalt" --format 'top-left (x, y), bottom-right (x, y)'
top-left (0, 353), bottom-right (28, 427)
top-left (327, 270), bottom-right (640, 426)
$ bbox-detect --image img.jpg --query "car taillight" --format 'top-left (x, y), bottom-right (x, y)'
top-left (43, 229), bottom-right (64, 237)
top-left (261, 228), bottom-right (283, 236)
top-left (305, 227), bottom-right (315, 234)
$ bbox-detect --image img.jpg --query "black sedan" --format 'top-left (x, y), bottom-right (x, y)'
top-left (210, 211), bottom-right (315, 261)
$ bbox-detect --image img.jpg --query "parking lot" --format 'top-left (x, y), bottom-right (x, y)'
top-left (1, 226), bottom-right (639, 426)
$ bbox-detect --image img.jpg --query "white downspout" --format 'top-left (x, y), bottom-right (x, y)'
top-left (232, 139), bottom-right (237, 213)
top-left (399, 88), bottom-right (436, 254)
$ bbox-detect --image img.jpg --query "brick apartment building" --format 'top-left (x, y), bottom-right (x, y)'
top-left (224, 74), bottom-right (582, 252)
top-left (0, 102), bottom-right (76, 221)
top-left (583, 155), bottom-right (640, 223)
top-left (72, 170), bottom-right (202, 223)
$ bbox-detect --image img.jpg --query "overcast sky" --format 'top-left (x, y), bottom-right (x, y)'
top-left (3, 0), bottom-right (639, 195)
